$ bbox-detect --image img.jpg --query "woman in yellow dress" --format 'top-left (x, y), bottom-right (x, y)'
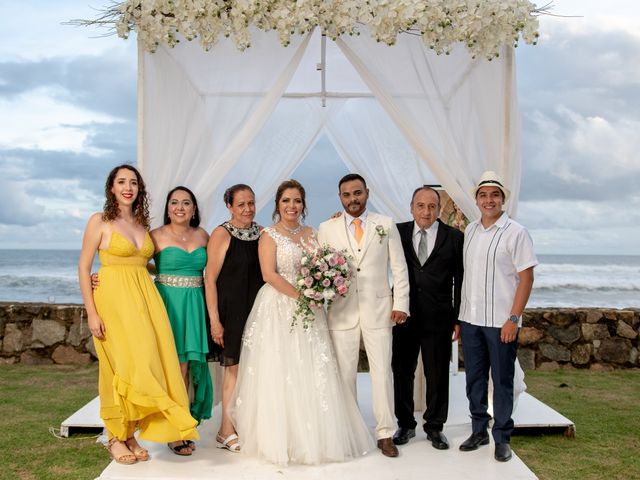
top-left (78, 164), bottom-right (198, 464)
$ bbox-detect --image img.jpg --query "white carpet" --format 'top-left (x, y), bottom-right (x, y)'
top-left (74, 373), bottom-right (575, 479)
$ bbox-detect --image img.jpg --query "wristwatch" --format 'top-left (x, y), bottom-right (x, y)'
top-left (508, 314), bottom-right (520, 324)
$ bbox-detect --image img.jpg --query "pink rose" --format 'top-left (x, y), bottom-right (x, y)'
top-left (300, 267), bottom-right (310, 277)
top-left (334, 276), bottom-right (344, 287)
top-left (322, 278), bottom-right (331, 288)
top-left (337, 284), bottom-right (348, 295)
top-left (337, 255), bottom-right (346, 265)
top-left (304, 277), bottom-right (314, 288)
top-left (314, 272), bottom-right (323, 280)
top-left (319, 261), bottom-right (328, 272)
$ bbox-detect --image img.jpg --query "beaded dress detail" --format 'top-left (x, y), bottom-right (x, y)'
top-left (230, 227), bottom-right (373, 465)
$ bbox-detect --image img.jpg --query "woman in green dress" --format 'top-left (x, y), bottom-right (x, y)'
top-left (151, 186), bottom-right (213, 441)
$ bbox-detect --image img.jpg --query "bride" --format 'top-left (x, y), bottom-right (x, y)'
top-left (230, 179), bottom-right (374, 465)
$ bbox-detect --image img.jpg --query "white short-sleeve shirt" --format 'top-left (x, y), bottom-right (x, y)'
top-left (459, 212), bottom-right (538, 328)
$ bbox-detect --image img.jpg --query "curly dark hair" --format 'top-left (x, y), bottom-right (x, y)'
top-left (102, 164), bottom-right (150, 229)
top-left (272, 179), bottom-right (307, 222)
top-left (163, 186), bottom-right (200, 227)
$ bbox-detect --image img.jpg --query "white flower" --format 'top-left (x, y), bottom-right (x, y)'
top-left (107, 0), bottom-right (541, 59)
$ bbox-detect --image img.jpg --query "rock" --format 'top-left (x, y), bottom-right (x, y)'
top-left (538, 361), bottom-right (559, 371)
top-left (543, 311), bottom-right (574, 327)
top-left (31, 319), bottom-right (66, 347)
top-left (630, 348), bottom-right (638, 366)
top-left (51, 345), bottom-right (92, 365)
top-left (603, 310), bottom-right (617, 321)
top-left (617, 310), bottom-right (637, 326)
top-left (585, 310), bottom-right (603, 324)
top-left (539, 343), bottom-right (571, 362)
top-left (85, 338), bottom-right (97, 359)
top-left (67, 321), bottom-right (92, 346)
top-left (518, 327), bottom-right (544, 346)
top-left (0, 357), bottom-right (16, 364)
top-left (571, 344), bottom-right (592, 365)
top-left (590, 363), bottom-right (614, 372)
top-left (549, 323), bottom-right (581, 345)
top-left (617, 320), bottom-right (637, 339)
top-left (597, 338), bottom-right (632, 364)
top-left (581, 324), bottom-right (609, 341)
top-left (20, 350), bottom-right (53, 365)
top-left (2, 323), bottom-right (23, 353)
top-left (517, 348), bottom-right (536, 370)
top-left (593, 339), bottom-right (601, 349)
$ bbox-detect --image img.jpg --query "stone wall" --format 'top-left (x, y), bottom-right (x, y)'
top-left (0, 303), bottom-right (93, 365)
top-left (1, 303), bottom-right (639, 369)
top-left (516, 308), bottom-right (639, 371)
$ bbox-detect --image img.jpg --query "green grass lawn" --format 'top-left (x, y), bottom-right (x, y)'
top-left (511, 369), bottom-right (640, 480)
top-left (0, 365), bottom-right (638, 480)
top-left (0, 364), bottom-right (108, 480)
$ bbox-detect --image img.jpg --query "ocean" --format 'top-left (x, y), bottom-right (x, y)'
top-left (0, 250), bottom-right (638, 309)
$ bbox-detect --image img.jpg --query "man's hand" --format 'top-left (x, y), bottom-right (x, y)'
top-left (500, 320), bottom-right (518, 343)
top-left (391, 310), bottom-right (407, 324)
top-left (452, 324), bottom-right (461, 342)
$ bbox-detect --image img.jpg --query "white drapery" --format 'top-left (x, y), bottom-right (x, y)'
top-left (139, 28), bottom-right (521, 229)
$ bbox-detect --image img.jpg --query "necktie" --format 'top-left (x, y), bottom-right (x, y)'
top-left (353, 218), bottom-right (363, 243)
top-left (418, 229), bottom-right (428, 264)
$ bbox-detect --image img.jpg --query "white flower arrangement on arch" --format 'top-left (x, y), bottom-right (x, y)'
top-left (83, 0), bottom-right (546, 59)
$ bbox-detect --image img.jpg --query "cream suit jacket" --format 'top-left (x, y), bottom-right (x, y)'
top-left (317, 212), bottom-right (410, 330)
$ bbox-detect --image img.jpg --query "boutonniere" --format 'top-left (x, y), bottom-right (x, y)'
top-left (375, 225), bottom-right (388, 243)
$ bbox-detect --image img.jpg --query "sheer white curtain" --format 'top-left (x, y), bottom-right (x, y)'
top-left (336, 33), bottom-right (521, 220)
top-left (203, 98), bottom-right (345, 230)
top-left (324, 98), bottom-right (435, 221)
top-left (140, 30), bottom-right (313, 226)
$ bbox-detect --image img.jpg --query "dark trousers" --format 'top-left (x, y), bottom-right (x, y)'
top-left (392, 324), bottom-right (452, 432)
top-left (460, 321), bottom-right (518, 444)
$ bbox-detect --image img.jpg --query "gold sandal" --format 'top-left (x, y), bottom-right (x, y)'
top-left (106, 438), bottom-right (137, 465)
top-left (126, 437), bottom-right (150, 461)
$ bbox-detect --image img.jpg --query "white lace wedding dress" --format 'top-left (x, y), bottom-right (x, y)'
top-left (230, 227), bottom-right (373, 465)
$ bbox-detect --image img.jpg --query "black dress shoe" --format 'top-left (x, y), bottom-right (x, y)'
top-left (459, 431), bottom-right (490, 451)
top-left (425, 430), bottom-right (450, 450)
top-left (392, 427), bottom-right (415, 445)
top-left (494, 443), bottom-right (512, 462)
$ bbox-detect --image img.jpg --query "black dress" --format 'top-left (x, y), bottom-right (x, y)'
top-left (207, 221), bottom-right (263, 366)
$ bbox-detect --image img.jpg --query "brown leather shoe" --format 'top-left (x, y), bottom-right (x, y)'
top-left (377, 437), bottom-right (399, 457)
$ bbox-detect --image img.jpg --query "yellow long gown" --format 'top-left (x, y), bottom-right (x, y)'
top-left (93, 230), bottom-right (199, 442)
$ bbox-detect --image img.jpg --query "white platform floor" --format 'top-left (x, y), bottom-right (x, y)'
top-left (62, 373), bottom-right (574, 480)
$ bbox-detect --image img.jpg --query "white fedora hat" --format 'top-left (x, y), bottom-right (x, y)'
top-left (473, 170), bottom-right (510, 201)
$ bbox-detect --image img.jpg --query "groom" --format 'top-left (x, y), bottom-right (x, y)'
top-left (318, 174), bottom-right (410, 458)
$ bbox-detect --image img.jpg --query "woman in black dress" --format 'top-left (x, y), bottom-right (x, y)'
top-left (204, 184), bottom-right (263, 452)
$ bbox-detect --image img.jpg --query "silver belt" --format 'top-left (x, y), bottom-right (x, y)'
top-left (155, 274), bottom-right (203, 288)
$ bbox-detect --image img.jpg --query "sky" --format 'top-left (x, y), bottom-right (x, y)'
top-left (0, 1), bottom-right (638, 254)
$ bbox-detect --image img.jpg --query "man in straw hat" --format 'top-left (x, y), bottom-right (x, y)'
top-left (457, 171), bottom-right (538, 462)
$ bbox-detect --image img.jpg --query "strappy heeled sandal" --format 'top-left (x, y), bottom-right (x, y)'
top-left (216, 433), bottom-right (241, 452)
top-left (106, 438), bottom-right (137, 465)
top-left (126, 437), bottom-right (150, 461)
top-left (168, 441), bottom-right (193, 456)
top-left (185, 440), bottom-right (196, 451)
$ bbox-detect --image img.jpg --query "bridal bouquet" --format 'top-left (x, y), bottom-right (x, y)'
top-left (292, 245), bottom-right (352, 330)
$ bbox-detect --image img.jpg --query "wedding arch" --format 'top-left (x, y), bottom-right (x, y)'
top-left (105, 0), bottom-right (542, 227)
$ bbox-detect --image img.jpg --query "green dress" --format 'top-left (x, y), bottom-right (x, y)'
top-left (154, 246), bottom-right (213, 423)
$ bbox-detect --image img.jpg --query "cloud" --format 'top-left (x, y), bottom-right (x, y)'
top-left (0, 179), bottom-right (46, 226)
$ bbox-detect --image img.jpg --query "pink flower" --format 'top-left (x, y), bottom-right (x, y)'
top-left (322, 278), bottom-right (331, 288)
top-left (300, 267), bottom-right (310, 277)
top-left (334, 275), bottom-right (344, 287)
top-left (304, 276), bottom-right (314, 288)
top-left (314, 272), bottom-right (323, 280)
top-left (314, 292), bottom-right (323, 301)
top-left (337, 255), bottom-right (346, 265)
top-left (337, 284), bottom-right (348, 295)
top-left (318, 261), bottom-right (328, 272)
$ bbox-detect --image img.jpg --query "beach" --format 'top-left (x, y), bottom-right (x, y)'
top-left (0, 250), bottom-right (638, 308)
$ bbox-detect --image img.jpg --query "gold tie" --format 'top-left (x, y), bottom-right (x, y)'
top-left (353, 218), bottom-right (363, 243)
